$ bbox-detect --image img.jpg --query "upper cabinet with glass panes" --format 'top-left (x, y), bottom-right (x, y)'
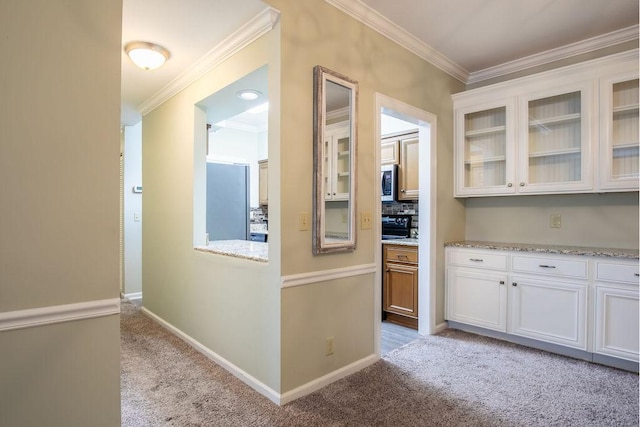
top-left (517, 83), bottom-right (594, 194)
top-left (452, 50), bottom-right (638, 197)
top-left (599, 74), bottom-right (639, 191)
top-left (454, 99), bottom-right (516, 196)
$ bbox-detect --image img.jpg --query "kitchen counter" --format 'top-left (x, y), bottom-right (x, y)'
top-left (382, 238), bottom-right (419, 247)
top-left (445, 240), bottom-right (639, 260)
top-left (195, 239), bottom-right (268, 262)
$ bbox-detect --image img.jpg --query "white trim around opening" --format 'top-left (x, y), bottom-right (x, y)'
top-left (374, 93), bottom-right (438, 357)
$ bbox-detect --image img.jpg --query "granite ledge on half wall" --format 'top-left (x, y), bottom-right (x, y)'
top-left (194, 239), bottom-right (268, 262)
top-left (445, 240), bottom-right (639, 260)
top-left (382, 238), bottom-right (419, 247)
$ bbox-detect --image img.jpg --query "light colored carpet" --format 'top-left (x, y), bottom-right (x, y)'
top-left (121, 300), bottom-right (639, 426)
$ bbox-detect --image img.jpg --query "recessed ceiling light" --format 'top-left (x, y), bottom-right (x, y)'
top-left (124, 41), bottom-right (170, 71)
top-left (236, 89), bottom-right (262, 101)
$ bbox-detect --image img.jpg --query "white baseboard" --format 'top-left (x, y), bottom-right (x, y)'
top-left (0, 298), bottom-right (120, 332)
top-left (141, 306), bottom-right (381, 405)
top-left (141, 307), bottom-right (282, 404)
top-left (434, 322), bottom-right (448, 334)
top-left (279, 353), bottom-right (379, 405)
top-left (122, 291), bottom-right (142, 301)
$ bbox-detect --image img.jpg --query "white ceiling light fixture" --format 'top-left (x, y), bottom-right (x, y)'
top-left (236, 89), bottom-right (262, 100)
top-left (124, 41), bottom-right (170, 71)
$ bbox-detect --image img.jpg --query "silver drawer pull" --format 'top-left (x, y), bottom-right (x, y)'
top-left (539, 264), bottom-right (556, 269)
top-left (397, 255), bottom-right (409, 260)
top-left (469, 258), bottom-right (483, 262)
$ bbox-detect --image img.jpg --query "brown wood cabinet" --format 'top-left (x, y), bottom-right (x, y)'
top-left (381, 139), bottom-right (399, 165)
top-left (383, 244), bottom-right (418, 329)
top-left (258, 159), bottom-right (268, 206)
top-left (380, 131), bottom-right (419, 200)
top-left (399, 135), bottom-right (419, 200)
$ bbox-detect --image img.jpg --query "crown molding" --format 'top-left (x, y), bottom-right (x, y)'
top-left (325, 0), bottom-right (469, 83)
top-left (325, 1), bottom-right (638, 86)
top-left (138, 7), bottom-right (280, 117)
top-left (468, 25), bottom-right (639, 85)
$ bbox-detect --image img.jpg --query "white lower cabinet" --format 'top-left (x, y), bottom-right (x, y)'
top-left (593, 259), bottom-right (640, 361)
top-left (509, 276), bottom-right (587, 350)
top-left (446, 268), bottom-right (507, 332)
top-left (445, 246), bottom-right (639, 368)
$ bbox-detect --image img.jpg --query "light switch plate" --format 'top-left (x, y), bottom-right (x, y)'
top-left (299, 212), bottom-right (310, 231)
top-left (361, 211), bottom-right (372, 230)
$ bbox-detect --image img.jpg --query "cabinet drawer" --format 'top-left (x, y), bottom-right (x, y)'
top-left (511, 255), bottom-right (587, 280)
top-left (385, 246), bottom-right (417, 264)
top-left (596, 261), bottom-right (640, 285)
top-left (448, 249), bottom-right (507, 271)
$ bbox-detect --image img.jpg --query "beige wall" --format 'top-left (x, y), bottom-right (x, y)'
top-left (142, 27), bottom-right (283, 391)
top-left (0, 1), bottom-right (122, 425)
top-left (466, 192), bottom-right (639, 249)
top-left (141, 0), bottom-right (465, 397)
top-left (268, 0), bottom-right (465, 392)
top-left (0, 317), bottom-right (121, 426)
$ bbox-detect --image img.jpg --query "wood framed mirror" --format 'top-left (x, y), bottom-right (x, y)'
top-left (312, 66), bottom-right (358, 254)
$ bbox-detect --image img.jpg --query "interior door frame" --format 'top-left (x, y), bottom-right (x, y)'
top-left (374, 93), bottom-right (437, 355)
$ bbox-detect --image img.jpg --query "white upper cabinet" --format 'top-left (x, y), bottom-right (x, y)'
top-left (453, 50), bottom-right (639, 197)
top-left (323, 122), bottom-right (350, 201)
top-left (599, 73), bottom-right (639, 191)
top-left (517, 82), bottom-right (594, 193)
top-left (455, 98), bottom-right (516, 196)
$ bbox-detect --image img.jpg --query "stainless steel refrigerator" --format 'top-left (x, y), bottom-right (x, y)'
top-left (206, 162), bottom-right (249, 241)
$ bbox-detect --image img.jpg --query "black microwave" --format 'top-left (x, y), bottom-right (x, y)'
top-left (381, 164), bottom-right (397, 202)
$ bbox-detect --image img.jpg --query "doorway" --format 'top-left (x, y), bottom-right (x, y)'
top-left (375, 94), bottom-right (437, 356)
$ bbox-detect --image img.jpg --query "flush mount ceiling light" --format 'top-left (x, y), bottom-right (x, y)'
top-left (236, 89), bottom-right (262, 101)
top-left (124, 41), bottom-right (170, 71)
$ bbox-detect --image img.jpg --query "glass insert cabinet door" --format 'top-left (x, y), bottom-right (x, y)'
top-left (599, 75), bottom-right (639, 190)
top-left (518, 82), bottom-right (594, 193)
top-left (455, 100), bottom-right (516, 195)
top-left (323, 122), bottom-right (350, 201)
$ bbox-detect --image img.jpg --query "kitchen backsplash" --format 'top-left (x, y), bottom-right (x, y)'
top-left (382, 201), bottom-right (419, 238)
top-left (250, 206), bottom-right (268, 225)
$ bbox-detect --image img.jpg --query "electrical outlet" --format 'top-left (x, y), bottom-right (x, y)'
top-left (361, 211), bottom-right (372, 230)
top-left (325, 336), bottom-right (334, 356)
top-left (550, 214), bottom-right (562, 228)
top-left (299, 212), bottom-right (310, 231)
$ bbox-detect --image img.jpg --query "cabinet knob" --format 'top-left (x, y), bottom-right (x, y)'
top-left (635, 273), bottom-right (639, 277)
top-left (512, 282), bottom-right (518, 287)
top-left (507, 183), bottom-right (513, 187)
top-left (519, 182), bottom-right (525, 187)
top-left (401, 189), bottom-right (405, 193)
top-left (499, 280), bottom-right (505, 285)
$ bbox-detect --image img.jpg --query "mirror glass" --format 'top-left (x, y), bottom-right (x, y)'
top-left (313, 66), bottom-right (358, 254)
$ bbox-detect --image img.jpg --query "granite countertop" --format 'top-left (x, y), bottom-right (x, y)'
top-left (445, 240), bottom-right (639, 260)
top-left (195, 239), bottom-right (268, 262)
top-left (250, 224), bottom-right (268, 235)
top-left (382, 238), bottom-right (419, 247)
